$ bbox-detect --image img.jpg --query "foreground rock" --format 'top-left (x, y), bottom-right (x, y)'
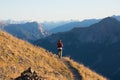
top-left (15, 67), bottom-right (46, 80)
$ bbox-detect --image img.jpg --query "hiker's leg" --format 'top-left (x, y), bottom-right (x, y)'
top-left (58, 50), bottom-right (60, 58)
top-left (60, 49), bottom-right (62, 58)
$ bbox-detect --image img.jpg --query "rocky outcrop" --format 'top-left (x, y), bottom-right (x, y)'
top-left (15, 67), bottom-right (46, 80)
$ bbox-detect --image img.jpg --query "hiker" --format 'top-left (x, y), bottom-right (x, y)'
top-left (57, 39), bottom-right (63, 58)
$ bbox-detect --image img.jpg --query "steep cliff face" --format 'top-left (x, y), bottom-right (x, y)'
top-left (0, 22), bottom-right (49, 42)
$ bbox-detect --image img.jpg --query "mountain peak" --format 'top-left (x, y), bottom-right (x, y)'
top-left (99, 17), bottom-right (119, 24)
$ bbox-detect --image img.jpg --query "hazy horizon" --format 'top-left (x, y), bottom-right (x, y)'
top-left (0, 0), bottom-right (120, 22)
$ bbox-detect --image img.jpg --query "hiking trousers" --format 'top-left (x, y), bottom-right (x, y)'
top-left (58, 49), bottom-right (62, 58)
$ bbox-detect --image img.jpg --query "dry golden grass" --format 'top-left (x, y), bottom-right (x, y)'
top-left (63, 57), bottom-right (107, 80)
top-left (0, 31), bottom-right (73, 80)
top-left (0, 31), bottom-right (107, 80)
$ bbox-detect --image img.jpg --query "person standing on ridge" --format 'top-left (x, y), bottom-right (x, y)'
top-left (57, 40), bottom-right (63, 58)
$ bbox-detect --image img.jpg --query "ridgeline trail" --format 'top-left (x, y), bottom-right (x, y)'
top-left (62, 58), bottom-right (82, 80)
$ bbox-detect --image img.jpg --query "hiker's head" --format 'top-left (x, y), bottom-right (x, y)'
top-left (58, 39), bottom-right (62, 42)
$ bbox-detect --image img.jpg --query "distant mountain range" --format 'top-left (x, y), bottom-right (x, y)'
top-left (34, 17), bottom-right (120, 80)
top-left (48, 15), bottom-right (120, 33)
top-left (41, 21), bottom-right (71, 30)
top-left (0, 15), bottom-right (119, 42)
top-left (0, 21), bottom-right (49, 42)
top-left (50, 19), bottom-right (100, 33)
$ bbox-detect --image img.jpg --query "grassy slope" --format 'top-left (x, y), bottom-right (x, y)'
top-left (0, 31), bottom-right (107, 80)
top-left (0, 31), bottom-right (73, 80)
top-left (64, 57), bottom-right (107, 80)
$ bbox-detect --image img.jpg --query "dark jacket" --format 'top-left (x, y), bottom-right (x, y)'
top-left (57, 41), bottom-right (63, 49)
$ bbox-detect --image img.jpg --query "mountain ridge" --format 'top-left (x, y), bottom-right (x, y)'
top-left (0, 31), bottom-right (106, 80)
top-left (50, 19), bottom-right (100, 33)
top-left (49, 15), bottom-right (120, 33)
top-left (0, 22), bottom-right (49, 42)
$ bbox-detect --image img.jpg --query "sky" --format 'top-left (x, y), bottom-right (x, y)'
top-left (0, 0), bottom-right (120, 22)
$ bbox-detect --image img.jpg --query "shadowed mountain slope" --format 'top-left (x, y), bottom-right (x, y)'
top-left (34, 17), bottom-right (120, 80)
top-left (0, 22), bottom-right (49, 43)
